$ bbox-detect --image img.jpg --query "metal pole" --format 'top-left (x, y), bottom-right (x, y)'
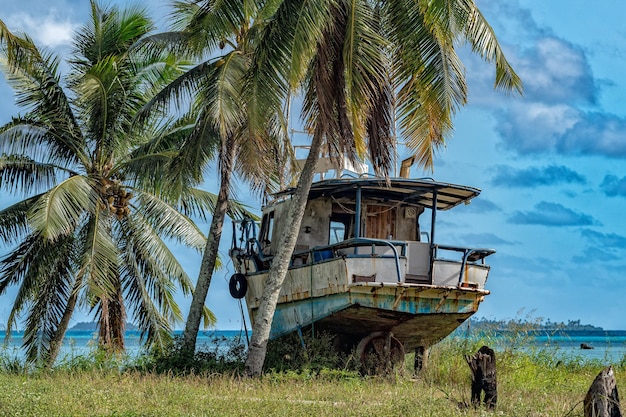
top-left (429, 189), bottom-right (438, 283)
top-left (430, 189), bottom-right (437, 245)
top-left (355, 186), bottom-right (362, 238)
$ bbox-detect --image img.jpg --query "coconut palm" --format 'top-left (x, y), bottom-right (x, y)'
top-left (136, 0), bottom-right (288, 357)
top-left (243, 0), bottom-right (523, 375)
top-left (0, 1), bottom-right (214, 366)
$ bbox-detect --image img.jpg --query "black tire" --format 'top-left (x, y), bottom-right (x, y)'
top-left (229, 273), bottom-right (247, 299)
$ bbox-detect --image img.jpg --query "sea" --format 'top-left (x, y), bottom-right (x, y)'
top-left (460, 329), bottom-right (626, 364)
top-left (0, 329), bottom-right (250, 362)
top-left (1, 329), bottom-right (625, 365)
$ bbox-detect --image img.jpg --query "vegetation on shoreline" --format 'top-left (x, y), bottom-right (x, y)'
top-left (468, 317), bottom-right (605, 332)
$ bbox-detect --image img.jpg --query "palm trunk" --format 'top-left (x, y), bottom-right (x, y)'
top-left (46, 279), bottom-right (81, 368)
top-left (244, 132), bottom-right (323, 376)
top-left (181, 139), bottom-right (236, 357)
top-left (98, 283), bottom-right (126, 353)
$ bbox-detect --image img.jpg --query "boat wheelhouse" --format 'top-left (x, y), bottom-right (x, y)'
top-left (229, 172), bottom-right (494, 371)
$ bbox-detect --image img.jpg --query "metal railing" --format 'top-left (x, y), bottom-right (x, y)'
top-left (306, 238), bottom-right (405, 283)
top-left (433, 244), bottom-right (495, 286)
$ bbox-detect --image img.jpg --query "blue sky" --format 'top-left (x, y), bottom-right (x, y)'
top-left (1, 0), bottom-right (626, 330)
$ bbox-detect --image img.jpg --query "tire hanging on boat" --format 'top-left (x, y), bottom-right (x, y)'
top-left (229, 273), bottom-right (248, 299)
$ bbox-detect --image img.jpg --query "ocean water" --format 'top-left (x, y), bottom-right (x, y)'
top-left (461, 330), bottom-right (626, 364)
top-left (1, 329), bottom-right (625, 365)
top-left (0, 329), bottom-right (250, 361)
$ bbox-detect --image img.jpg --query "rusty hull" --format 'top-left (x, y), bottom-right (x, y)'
top-left (244, 258), bottom-right (487, 351)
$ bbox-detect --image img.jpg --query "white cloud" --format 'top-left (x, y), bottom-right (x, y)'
top-left (7, 11), bottom-right (76, 48)
top-left (537, 38), bottom-right (586, 80)
top-left (495, 102), bottom-right (580, 153)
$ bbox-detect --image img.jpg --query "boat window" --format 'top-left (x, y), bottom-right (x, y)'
top-left (328, 212), bottom-right (354, 244)
top-left (329, 221), bottom-right (345, 244)
top-left (260, 211), bottom-right (275, 250)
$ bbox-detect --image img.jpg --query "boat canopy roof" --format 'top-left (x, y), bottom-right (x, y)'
top-left (273, 177), bottom-right (481, 211)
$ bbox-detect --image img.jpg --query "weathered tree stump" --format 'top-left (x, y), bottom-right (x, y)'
top-left (584, 366), bottom-right (622, 417)
top-left (465, 345), bottom-right (497, 409)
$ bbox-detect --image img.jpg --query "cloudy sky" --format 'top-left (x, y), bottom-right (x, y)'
top-left (1, 0), bottom-right (626, 330)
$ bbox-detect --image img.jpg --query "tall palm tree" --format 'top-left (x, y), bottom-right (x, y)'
top-left (0, 1), bottom-right (212, 366)
top-left (244, 0), bottom-right (523, 375)
top-left (137, 0), bottom-right (288, 357)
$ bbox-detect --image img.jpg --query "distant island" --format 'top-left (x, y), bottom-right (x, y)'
top-left (69, 322), bottom-right (139, 331)
top-left (466, 317), bottom-right (603, 332)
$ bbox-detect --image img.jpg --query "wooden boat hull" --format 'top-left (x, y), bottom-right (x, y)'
top-left (243, 257), bottom-right (488, 351)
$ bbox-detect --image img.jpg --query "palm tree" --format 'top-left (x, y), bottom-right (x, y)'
top-left (243, 0), bottom-right (523, 375)
top-left (136, 0), bottom-right (288, 357)
top-left (0, 1), bottom-right (212, 366)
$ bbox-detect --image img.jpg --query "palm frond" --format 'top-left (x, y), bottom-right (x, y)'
top-left (27, 175), bottom-right (97, 241)
top-left (202, 305), bottom-right (217, 329)
top-left (200, 51), bottom-right (248, 139)
top-left (179, 187), bottom-right (259, 222)
top-left (168, 119), bottom-right (218, 190)
top-left (1, 233), bottom-right (75, 361)
top-left (20, 236), bottom-right (75, 362)
top-left (246, 0), bottom-right (334, 133)
top-left (72, 1), bottom-right (153, 70)
top-left (0, 195), bottom-right (40, 245)
top-left (118, 211), bottom-right (193, 289)
top-left (180, 0), bottom-right (248, 52)
top-left (0, 233), bottom-right (42, 297)
top-left (342, 0), bottom-right (389, 159)
top-left (387, 0), bottom-right (465, 170)
top-left (365, 72), bottom-right (395, 176)
top-left (75, 213), bottom-right (119, 303)
top-left (0, 153), bottom-right (60, 196)
top-left (233, 124), bottom-right (285, 195)
top-left (134, 59), bottom-right (214, 126)
top-left (456, 0), bottom-right (523, 94)
top-left (0, 120), bottom-right (86, 170)
top-left (0, 26), bottom-right (86, 166)
top-left (132, 189), bottom-right (207, 250)
top-left (117, 212), bottom-right (200, 347)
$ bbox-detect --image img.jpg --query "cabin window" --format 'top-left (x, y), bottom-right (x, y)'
top-left (329, 220), bottom-right (346, 244)
top-left (328, 213), bottom-right (354, 244)
top-left (259, 212), bottom-right (275, 253)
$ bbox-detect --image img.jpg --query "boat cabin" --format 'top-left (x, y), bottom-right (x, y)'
top-left (244, 178), bottom-right (494, 288)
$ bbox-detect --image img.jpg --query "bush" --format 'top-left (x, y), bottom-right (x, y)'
top-left (132, 334), bottom-right (248, 375)
top-left (263, 330), bottom-right (354, 374)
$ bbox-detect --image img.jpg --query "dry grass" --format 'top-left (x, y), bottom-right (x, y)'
top-left (0, 338), bottom-right (623, 416)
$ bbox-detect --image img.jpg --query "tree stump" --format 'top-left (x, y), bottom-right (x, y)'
top-left (414, 346), bottom-right (428, 372)
top-left (584, 366), bottom-right (622, 417)
top-left (465, 345), bottom-right (497, 409)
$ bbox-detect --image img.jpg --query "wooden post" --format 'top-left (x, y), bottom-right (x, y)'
top-left (584, 366), bottom-right (622, 417)
top-left (414, 346), bottom-right (428, 372)
top-left (465, 345), bottom-right (497, 409)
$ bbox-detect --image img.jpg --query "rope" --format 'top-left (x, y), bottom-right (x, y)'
top-left (238, 298), bottom-right (250, 347)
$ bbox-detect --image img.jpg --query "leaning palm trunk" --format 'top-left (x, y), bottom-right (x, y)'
top-left (46, 281), bottom-right (81, 368)
top-left (245, 132), bottom-right (323, 376)
top-left (181, 141), bottom-right (236, 356)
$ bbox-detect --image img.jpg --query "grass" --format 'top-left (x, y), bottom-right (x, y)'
top-left (0, 334), bottom-right (624, 416)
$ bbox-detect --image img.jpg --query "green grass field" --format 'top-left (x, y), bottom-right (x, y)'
top-left (0, 335), bottom-right (623, 416)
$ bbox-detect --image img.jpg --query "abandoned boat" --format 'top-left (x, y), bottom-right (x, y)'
top-left (229, 163), bottom-right (495, 371)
